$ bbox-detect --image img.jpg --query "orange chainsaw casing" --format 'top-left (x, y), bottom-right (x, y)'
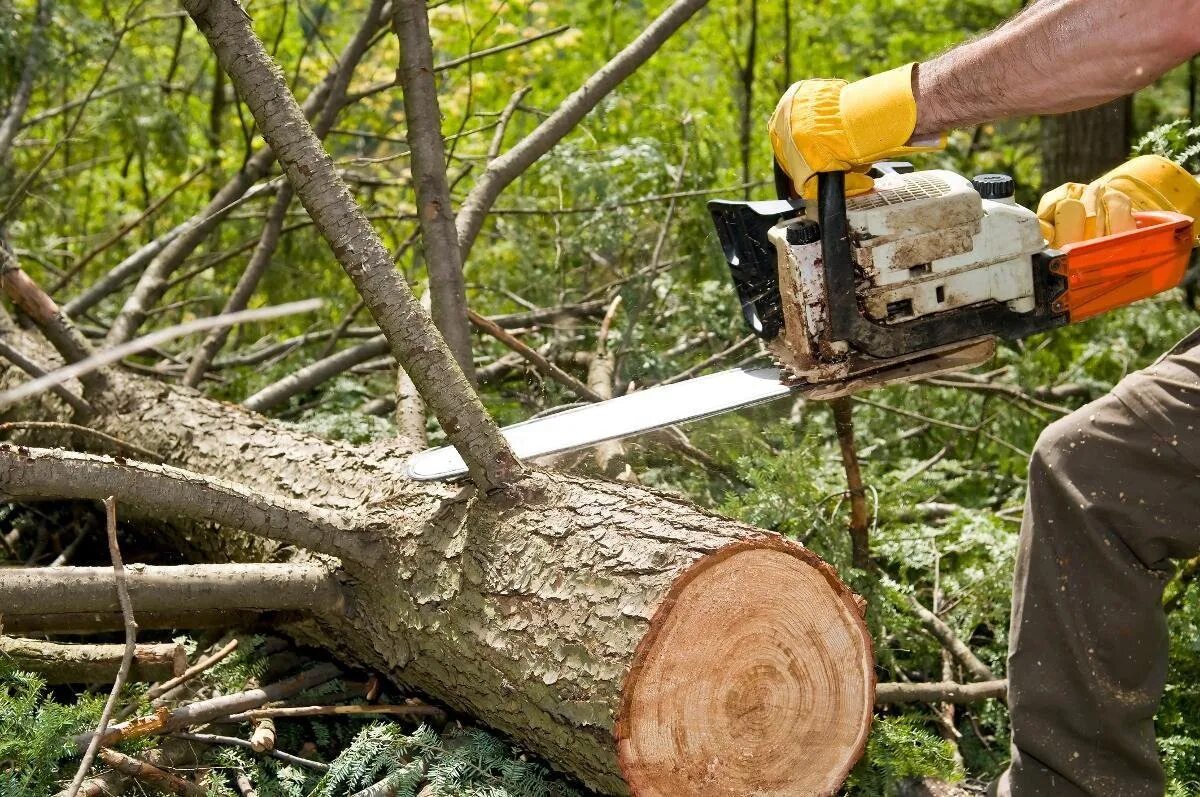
top-left (1053, 210), bottom-right (1194, 322)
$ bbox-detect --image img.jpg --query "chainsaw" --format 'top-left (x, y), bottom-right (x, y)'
top-left (407, 163), bottom-right (1193, 481)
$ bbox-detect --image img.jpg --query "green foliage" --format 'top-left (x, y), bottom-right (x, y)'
top-left (310, 723), bottom-right (577, 797)
top-left (0, 664), bottom-right (104, 796)
top-left (847, 716), bottom-right (964, 795)
top-left (1134, 120), bottom-right (1200, 172)
top-left (208, 634), bottom-right (269, 693)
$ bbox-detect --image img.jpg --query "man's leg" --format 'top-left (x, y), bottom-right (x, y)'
top-left (999, 331), bottom-right (1200, 796)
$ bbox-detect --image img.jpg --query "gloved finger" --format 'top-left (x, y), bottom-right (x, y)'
top-left (1051, 197), bottom-right (1087, 247)
top-left (769, 86), bottom-right (815, 198)
top-left (1096, 186), bottom-right (1136, 238)
top-left (1039, 219), bottom-right (1055, 244)
top-left (845, 170), bottom-right (876, 197)
top-left (1037, 182), bottom-right (1087, 223)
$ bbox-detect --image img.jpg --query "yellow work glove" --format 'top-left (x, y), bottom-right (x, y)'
top-left (769, 64), bottom-right (946, 198)
top-left (1038, 155), bottom-right (1200, 248)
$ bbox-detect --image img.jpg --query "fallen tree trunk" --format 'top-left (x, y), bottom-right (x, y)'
top-left (0, 637), bottom-right (185, 683)
top-left (0, 328), bottom-right (873, 795)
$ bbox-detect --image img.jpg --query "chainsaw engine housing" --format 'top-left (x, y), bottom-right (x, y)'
top-left (710, 168), bottom-right (1069, 393)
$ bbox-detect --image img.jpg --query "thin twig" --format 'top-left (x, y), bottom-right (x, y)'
top-left (468, 310), bottom-right (603, 402)
top-left (169, 732), bottom-right (330, 772)
top-left (659, 334), bottom-right (756, 386)
top-left (66, 497), bottom-right (137, 797)
top-left (0, 421), bottom-right (164, 463)
top-left (224, 703), bottom-right (444, 722)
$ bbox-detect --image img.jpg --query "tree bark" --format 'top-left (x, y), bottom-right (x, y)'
top-left (0, 637), bottom-right (185, 684)
top-left (393, 0), bottom-right (475, 381)
top-left (1040, 96), bottom-right (1132, 188)
top-left (0, 324), bottom-right (873, 795)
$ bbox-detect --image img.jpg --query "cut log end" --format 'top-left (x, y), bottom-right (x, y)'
top-left (616, 539), bottom-right (874, 797)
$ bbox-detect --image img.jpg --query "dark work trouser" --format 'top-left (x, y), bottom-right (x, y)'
top-left (997, 327), bottom-right (1200, 797)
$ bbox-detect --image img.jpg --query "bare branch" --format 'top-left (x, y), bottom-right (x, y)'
top-left (66, 497), bottom-right (136, 797)
top-left (488, 86), bottom-right (532, 161)
top-left (905, 593), bottom-right (997, 683)
top-left (469, 310), bottom-right (603, 402)
top-left (183, 186), bottom-right (295, 387)
top-left (0, 637), bottom-right (184, 684)
top-left (875, 679), bottom-right (1007, 705)
top-left (169, 731), bottom-right (330, 772)
top-left (0, 300), bottom-right (323, 412)
top-left (0, 446), bottom-right (370, 560)
top-left (0, 0), bottom-right (51, 163)
top-left (0, 561), bottom-right (345, 617)
top-left (455, 0), bottom-right (711, 257)
top-left (0, 338), bottom-right (93, 417)
top-left (145, 639), bottom-right (239, 706)
top-left (243, 335), bottom-right (389, 412)
top-left (76, 663), bottom-right (341, 750)
top-left (832, 398), bottom-right (871, 571)
top-left (394, 0), bottom-right (474, 379)
top-left (182, 0), bottom-right (522, 491)
top-left (224, 703), bottom-right (443, 722)
top-left (1, 247), bottom-right (104, 392)
top-left (95, 748), bottom-right (205, 797)
top-left (104, 4), bottom-right (390, 345)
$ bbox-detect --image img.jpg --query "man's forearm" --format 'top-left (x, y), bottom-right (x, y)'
top-left (913, 0), bottom-right (1200, 137)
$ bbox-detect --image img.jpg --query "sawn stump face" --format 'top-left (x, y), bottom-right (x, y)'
top-left (616, 541), bottom-right (874, 796)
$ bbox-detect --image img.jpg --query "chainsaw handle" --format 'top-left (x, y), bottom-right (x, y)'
top-left (817, 171), bottom-right (854, 285)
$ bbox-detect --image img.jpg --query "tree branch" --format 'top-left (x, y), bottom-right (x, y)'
top-left (393, 0), bottom-right (474, 380)
top-left (183, 185), bottom-right (295, 387)
top-left (832, 398), bottom-right (871, 570)
top-left (454, 0), bottom-right (711, 257)
top-left (468, 310), bottom-right (603, 402)
top-left (875, 679), bottom-right (1007, 705)
top-left (0, 637), bottom-right (184, 684)
top-left (75, 663), bottom-right (340, 750)
top-left (93, 749), bottom-right (205, 797)
top-left (0, 561), bottom-right (346, 617)
top-left (905, 593), bottom-right (997, 683)
top-left (243, 335), bottom-right (389, 412)
top-left (0, 446), bottom-right (371, 561)
top-left (182, 0), bottom-right (522, 491)
top-left (0, 0), bottom-right (50, 163)
top-left (66, 497), bottom-right (136, 797)
top-left (104, 3), bottom-right (389, 345)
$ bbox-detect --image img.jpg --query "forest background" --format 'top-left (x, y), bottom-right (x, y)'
top-left (3, 0), bottom-right (1200, 794)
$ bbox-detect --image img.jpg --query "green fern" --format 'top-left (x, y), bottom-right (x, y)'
top-left (0, 664), bottom-right (105, 797)
top-left (1133, 120), bottom-right (1200, 172)
top-left (208, 635), bottom-right (269, 693)
top-left (846, 716), bottom-right (964, 796)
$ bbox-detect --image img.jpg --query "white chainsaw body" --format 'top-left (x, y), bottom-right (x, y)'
top-left (767, 169), bottom-right (1045, 383)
